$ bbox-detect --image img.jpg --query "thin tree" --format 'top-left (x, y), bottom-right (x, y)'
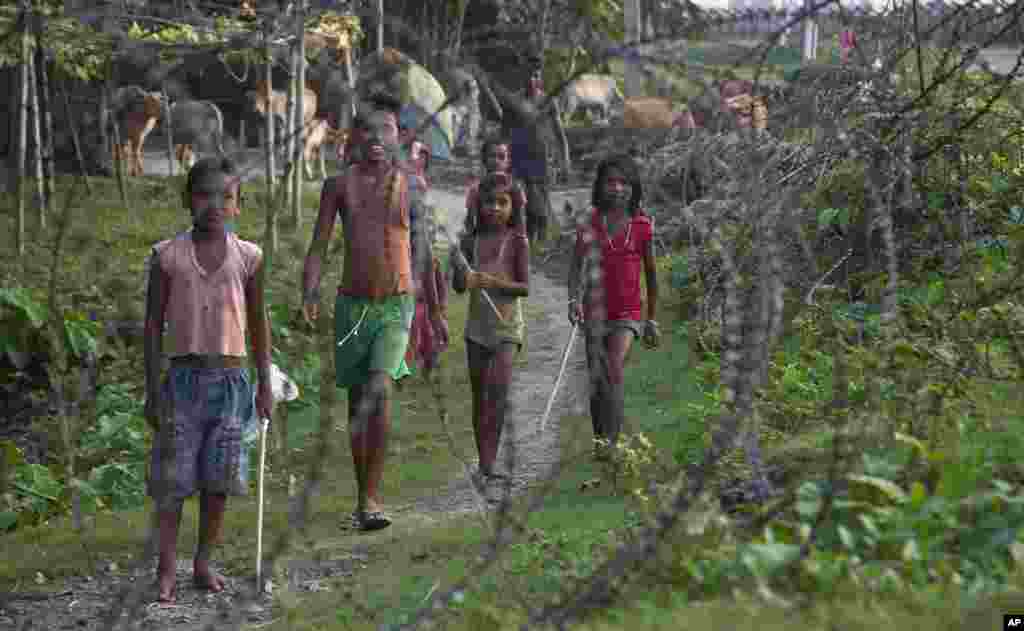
top-left (14, 2), bottom-right (29, 256)
top-left (33, 18), bottom-right (55, 221)
top-left (377, 0), bottom-right (384, 53)
top-left (264, 24), bottom-right (278, 255)
top-left (284, 37), bottom-right (297, 205)
top-left (454, 0), bottom-right (470, 55)
top-left (58, 79), bottom-right (91, 195)
top-left (162, 86), bottom-right (175, 177)
top-left (624, 0), bottom-right (643, 97)
top-left (27, 36), bottom-right (45, 231)
top-left (291, 1), bottom-right (307, 225)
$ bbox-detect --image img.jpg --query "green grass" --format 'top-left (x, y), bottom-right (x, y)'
top-left (0, 174), bottom-right (476, 585)
top-left (4, 176), bottom-right (1024, 629)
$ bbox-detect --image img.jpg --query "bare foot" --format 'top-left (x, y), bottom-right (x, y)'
top-left (156, 570), bottom-right (176, 604)
top-left (193, 561), bottom-right (226, 593)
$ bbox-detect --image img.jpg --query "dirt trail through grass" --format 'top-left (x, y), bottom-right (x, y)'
top-left (3, 180), bottom-right (595, 631)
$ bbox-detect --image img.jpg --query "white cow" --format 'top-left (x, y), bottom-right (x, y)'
top-left (560, 74), bottom-right (624, 124)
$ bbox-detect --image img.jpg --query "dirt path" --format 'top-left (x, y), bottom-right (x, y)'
top-left (2, 178), bottom-right (594, 631)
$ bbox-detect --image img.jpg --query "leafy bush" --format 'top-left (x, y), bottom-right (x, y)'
top-left (0, 287), bottom-right (101, 371)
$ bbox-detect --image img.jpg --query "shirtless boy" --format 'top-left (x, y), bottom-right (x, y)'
top-left (144, 157), bottom-right (274, 603)
top-left (301, 95), bottom-right (447, 530)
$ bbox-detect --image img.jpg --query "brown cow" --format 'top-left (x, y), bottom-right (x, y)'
top-left (302, 117), bottom-right (331, 180)
top-left (111, 88), bottom-right (163, 177)
top-left (251, 79), bottom-right (322, 172)
top-left (623, 97), bottom-right (678, 129)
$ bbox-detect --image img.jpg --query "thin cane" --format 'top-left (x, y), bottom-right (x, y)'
top-left (256, 416), bottom-right (270, 592)
top-left (539, 322), bottom-right (578, 433)
top-left (540, 251), bottom-right (588, 433)
top-left (437, 224), bottom-right (504, 321)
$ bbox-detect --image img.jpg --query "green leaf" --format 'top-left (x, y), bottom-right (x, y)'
top-left (742, 543), bottom-right (801, 574)
top-left (818, 207), bottom-right (848, 227)
top-left (992, 174), bottom-right (1010, 194)
top-left (0, 511), bottom-right (17, 530)
top-left (0, 287), bottom-right (48, 328)
top-left (927, 191), bottom-right (946, 210)
top-left (837, 525), bottom-right (856, 550)
top-left (847, 474), bottom-right (908, 505)
top-left (910, 481), bottom-right (928, 509)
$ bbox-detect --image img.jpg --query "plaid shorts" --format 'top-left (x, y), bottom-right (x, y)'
top-left (147, 366), bottom-right (257, 508)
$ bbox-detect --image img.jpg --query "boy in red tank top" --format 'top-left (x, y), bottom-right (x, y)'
top-left (568, 154), bottom-right (660, 459)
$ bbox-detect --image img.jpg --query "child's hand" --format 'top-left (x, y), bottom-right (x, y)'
top-left (568, 302), bottom-right (583, 325)
top-left (255, 382), bottom-right (274, 421)
top-left (474, 272), bottom-right (503, 290)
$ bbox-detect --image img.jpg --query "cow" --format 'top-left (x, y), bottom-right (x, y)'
top-left (301, 117), bottom-right (331, 180)
top-left (167, 99), bottom-right (226, 172)
top-left (560, 74), bottom-right (624, 124)
top-left (108, 86), bottom-right (164, 177)
top-left (623, 97), bottom-right (678, 129)
top-left (248, 79), bottom-right (320, 171)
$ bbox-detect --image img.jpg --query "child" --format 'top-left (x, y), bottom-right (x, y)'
top-left (404, 138), bottom-right (449, 380)
top-left (567, 154), bottom-right (660, 460)
top-left (301, 94), bottom-right (446, 531)
top-left (463, 135), bottom-right (527, 237)
top-left (144, 157), bottom-right (274, 604)
top-left (452, 172), bottom-right (530, 486)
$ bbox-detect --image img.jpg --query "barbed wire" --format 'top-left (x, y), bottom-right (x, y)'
top-left (7, 0), bottom-right (1024, 629)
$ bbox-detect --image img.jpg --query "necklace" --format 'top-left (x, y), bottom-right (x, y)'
top-left (601, 212), bottom-right (631, 252)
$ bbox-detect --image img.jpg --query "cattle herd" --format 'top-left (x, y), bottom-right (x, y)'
top-left (108, 77), bottom-right (344, 179)
top-left (101, 35), bottom-right (790, 183)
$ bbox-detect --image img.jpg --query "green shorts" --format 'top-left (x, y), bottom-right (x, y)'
top-left (335, 293), bottom-right (415, 389)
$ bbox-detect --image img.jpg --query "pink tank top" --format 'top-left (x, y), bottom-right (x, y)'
top-left (154, 231), bottom-right (262, 358)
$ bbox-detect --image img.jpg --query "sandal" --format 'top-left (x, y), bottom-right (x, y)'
top-left (355, 509), bottom-right (392, 532)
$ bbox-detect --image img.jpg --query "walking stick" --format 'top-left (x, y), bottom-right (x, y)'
top-left (540, 322), bottom-right (578, 433)
top-left (256, 416), bottom-right (270, 592)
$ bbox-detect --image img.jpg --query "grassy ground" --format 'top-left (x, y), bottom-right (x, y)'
top-left (0, 174), bottom-right (478, 585)
top-left (4, 170), bottom-right (1024, 629)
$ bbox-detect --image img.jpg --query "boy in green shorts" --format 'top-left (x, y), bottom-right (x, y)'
top-left (301, 95), bottom-right (447, 531)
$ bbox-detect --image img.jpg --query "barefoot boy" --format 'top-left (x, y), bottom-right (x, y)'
top-left (144, 157), bottom-right (274, 603)
top-left (568, 154), bottom-right (660, 458)
top-left (301, 95), bottom-right (447, 531)
top-left (452, 172), bottom-right (530, 484)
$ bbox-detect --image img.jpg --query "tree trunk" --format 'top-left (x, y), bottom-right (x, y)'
top-left (28, 46), bottom-right (45, 230)
top-left (34, 36), bottom-right (55, 220)
top-left (292, 3), bottom-right (307, 225)
top-left (624, 0), bottom-right (643, 97)
top-left (98, 83), bottom-right (109, 177)
top-left (162, 86), bottom-right (175, 177)
top-left (419, 1), bottom-right (429, 66)
top-left (377, 0), bottom-right (384, 54)
top-left (264, 32), bottom-right (278, 252)
top-left (452, 0), bottom-right (469, 56)
top-left (284, 42), bottom-right (297, 204)
top-left (59, 79), bottom-right (91, 194)
top-left (110, 102), bottom-right (128, 207)
top-left (15, 7), bottom-right (29, 256)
